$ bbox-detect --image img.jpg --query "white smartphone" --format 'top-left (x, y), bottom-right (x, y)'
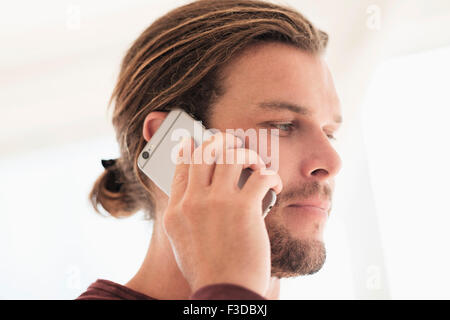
top-left (137, 108), bottom-right (277, 218)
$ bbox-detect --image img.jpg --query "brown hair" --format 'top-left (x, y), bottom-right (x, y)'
top-left (89, 0), bottom-right (328, 220)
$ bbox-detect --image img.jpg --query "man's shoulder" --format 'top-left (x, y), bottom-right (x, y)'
top-left (190, 283), bottom-right (267, 300)
top-left (75, 279), bottom-right (266, 300)
top-left (75, 279), bottom-right (155, 300)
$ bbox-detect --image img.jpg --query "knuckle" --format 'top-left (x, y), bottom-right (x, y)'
top-left (246, 149), bottom-right (261, 165)
top-left (172, 171), bottom-right (188, 184)
top-left (248, 149), bottom-right (265, 165)
top-left (180, 195), bottom-right (202, 217)
top-left (233, 148), bottom-right (264, 166)
top-left (163, 210), bottom-right (177, 232)
top-left (255, 168), bottom-right (273, 181)
top-left (180, 198), bottom-right (195, 213)
top-left (258, 169), bottom-right (280, 187)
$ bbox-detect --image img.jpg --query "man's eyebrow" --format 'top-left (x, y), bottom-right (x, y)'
top-left (258, 100), bottom-right (343, 124)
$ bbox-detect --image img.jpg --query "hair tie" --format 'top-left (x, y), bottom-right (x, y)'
top-left (101, 159), bottom-right (116, 169)
top-left (101, 159), bottom-right (123, 192)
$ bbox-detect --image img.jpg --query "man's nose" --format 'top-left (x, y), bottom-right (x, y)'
top-left (300, 133), bottom-right (342, 182)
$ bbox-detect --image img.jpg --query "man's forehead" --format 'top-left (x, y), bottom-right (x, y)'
top-left (216, 42), bottom-right (342, 124)
top-left (258, 100), bottom-right (342, 125)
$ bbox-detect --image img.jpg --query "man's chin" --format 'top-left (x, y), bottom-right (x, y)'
top-left (268, 222), bottom-right (326, 278)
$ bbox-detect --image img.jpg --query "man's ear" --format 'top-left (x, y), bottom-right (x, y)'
top-left (142, 111), bottom-right (168, 142)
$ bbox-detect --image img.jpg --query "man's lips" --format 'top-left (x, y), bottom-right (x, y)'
top-left (288, 200), bottom-right (330, 211)
top-left (287, 200), bottom-right (330, 212)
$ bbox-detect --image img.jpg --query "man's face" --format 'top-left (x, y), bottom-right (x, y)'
top-left (208, 42), bottom-right (342, 278)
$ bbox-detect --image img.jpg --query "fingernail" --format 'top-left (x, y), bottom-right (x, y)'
top-left (178, 137), bottom-right (187, 156)
top-left (260, 167), bottom-right (276, 175)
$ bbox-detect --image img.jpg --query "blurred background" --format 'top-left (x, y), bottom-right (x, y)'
top-left (1, 0), bottom-right (450, 299)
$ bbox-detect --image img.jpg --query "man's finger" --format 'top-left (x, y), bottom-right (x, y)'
top-left (169, 137), bottom-right (194, 202)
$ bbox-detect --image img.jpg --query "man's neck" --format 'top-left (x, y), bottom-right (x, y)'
top-left (125, 219), bottom-right (280, 300)
top-left (125, 219), bottom-right (192, 299)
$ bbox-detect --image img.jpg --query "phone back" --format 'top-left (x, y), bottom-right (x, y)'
top-left (138, 108), bottom-right (212, 196)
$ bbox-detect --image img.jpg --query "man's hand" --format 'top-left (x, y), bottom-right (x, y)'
top-left (162, 132), bottom-right (282, 297)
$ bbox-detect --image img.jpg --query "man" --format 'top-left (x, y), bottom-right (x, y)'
top-left (77, 0), bottom-right (342, 300)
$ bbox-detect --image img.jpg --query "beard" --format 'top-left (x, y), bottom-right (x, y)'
top-left (267, 218), bottom-right (326, 278)
top-left (266, 180), bottom-right (331, 278)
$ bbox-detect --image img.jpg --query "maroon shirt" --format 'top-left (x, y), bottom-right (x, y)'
top-left (75, 279), bottom-right (266, 300)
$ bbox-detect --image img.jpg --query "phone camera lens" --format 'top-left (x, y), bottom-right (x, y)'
top-left (142, 151), bottom-right (149, 159)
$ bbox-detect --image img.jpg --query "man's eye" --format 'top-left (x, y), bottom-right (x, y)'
top-left (270, 123), bottom-right (295, 133)
top-left (267, 122), bottom-right (337, 141)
